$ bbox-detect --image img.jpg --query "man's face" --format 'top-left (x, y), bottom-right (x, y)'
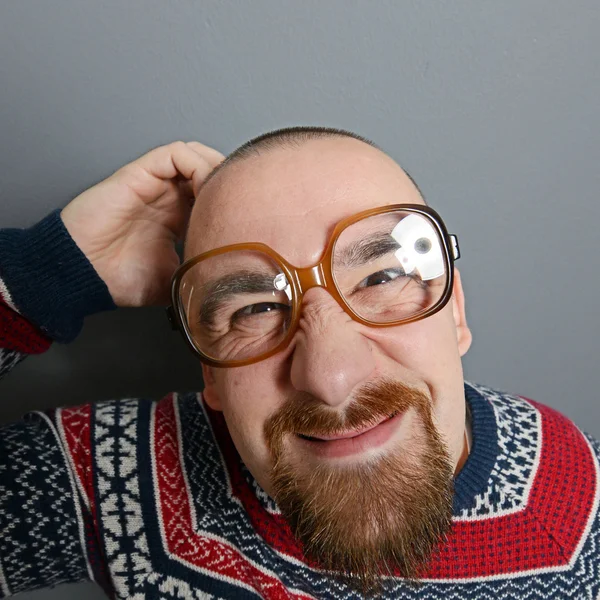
top-left (185, 137), bottom-right (472, 588)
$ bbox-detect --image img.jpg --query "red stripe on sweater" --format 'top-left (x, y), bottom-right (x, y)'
top-left (58, 404), bottom-right (112, 591)
top-left (0, 297), bottom-right (51, 353)
top-left (422, 398), bottom-right (598, 578)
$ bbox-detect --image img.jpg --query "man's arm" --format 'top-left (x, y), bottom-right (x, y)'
top-left (0, 208), bottom-right (118, 383)
top-left (0, 141), bottom-right (224, 596)
top-left (0, 140), bottom-right (223, 384)
top-left (0, 210), bottom-right (118, 596)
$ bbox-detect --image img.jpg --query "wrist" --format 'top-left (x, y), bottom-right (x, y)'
top-left (0, 209), bottom-right (117, 342)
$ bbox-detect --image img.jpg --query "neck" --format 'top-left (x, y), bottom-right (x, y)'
top-left (454, 403), bottom-right (472, 476)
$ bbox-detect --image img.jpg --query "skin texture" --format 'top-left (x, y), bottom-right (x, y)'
top-left (185, 137), bottom-right (473, 588)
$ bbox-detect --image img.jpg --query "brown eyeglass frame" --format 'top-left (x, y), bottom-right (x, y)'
top-left (166, 204), bottom-right (460, 368)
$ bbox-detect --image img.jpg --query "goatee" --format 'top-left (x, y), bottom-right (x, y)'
top-left (264, 379), bottom-right (455, 595)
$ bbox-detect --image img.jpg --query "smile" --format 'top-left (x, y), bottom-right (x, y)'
top-left (296, 410), bottom-right (406, 459)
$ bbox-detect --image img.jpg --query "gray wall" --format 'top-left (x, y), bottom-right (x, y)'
top-left (1, 1), bottom-right (599, 598)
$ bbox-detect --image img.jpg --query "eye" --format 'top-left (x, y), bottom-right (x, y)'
top-left (357, 268), bottom-right (404, 288)
top-left (234, 302), bottom-right (288, 318)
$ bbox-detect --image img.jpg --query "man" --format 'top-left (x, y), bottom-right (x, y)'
top-left (0, 127), bottom-right (598, 599)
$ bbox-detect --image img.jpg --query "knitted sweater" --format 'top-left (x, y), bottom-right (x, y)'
top-left (0, 211), bottom-right (599, 599)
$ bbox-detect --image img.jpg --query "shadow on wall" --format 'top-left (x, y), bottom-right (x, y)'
top-left (0, 307), bottom-right (204, 425)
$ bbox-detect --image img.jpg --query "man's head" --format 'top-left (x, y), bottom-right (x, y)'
top-left (184, 127), bottom-right (472, 591)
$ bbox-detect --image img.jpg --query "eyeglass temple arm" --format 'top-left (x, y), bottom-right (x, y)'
top-left (450, 234), bottom-right (460, 261)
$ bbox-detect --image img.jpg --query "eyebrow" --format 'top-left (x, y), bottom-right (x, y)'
top-left (335, 233), bottom-right (400, 269)
top-left (198, 270), bottom-right (280, 325)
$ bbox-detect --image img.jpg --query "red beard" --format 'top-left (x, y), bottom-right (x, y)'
top-left (264, 379), bottom-right (455, 595)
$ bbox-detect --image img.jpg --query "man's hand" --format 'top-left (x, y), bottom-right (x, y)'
top-left (61, 141), bottom-right (224, 307)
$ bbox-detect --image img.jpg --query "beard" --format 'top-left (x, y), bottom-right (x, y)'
top-left (263, 379), bottom-right (455, 596)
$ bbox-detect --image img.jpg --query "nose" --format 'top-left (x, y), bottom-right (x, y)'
top-left (289, 288), bottom-right (376, 407)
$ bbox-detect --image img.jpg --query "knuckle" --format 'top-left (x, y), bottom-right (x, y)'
top-left (170, 140), bottom-right (187, 152)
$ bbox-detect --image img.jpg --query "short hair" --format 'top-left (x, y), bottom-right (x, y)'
top-left (198, 126), bottom-right (424, 199)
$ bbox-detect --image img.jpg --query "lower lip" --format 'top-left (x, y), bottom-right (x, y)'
top-left (296, 410), bottom-right (406, 459)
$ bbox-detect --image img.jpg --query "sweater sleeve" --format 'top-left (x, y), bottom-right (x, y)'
top-left (0, 210), bottom-right (117, 595)
top-left (0, 208), bottom-right (117, 381)
top-left (0, 409), bottom-right (105, 597)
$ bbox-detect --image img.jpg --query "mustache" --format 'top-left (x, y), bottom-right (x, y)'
top-left (264, 379), bottom-right (432, 452)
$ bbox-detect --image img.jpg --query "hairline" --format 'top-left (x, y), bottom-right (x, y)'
top-left (196, 126), bottom-right (425, 200)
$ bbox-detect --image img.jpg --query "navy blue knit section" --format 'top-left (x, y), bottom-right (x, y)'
top-left (0, 209), bottom-right (117, 343)
top-left (0, 412), bottom-right (88, 597)
top-left (452, 383), bottom-right (499, 513)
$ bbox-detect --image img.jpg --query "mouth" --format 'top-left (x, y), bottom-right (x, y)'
top-left (295, 410), bottom-right (406, 459)
top-left (298, 411), bottom-right (400, 441)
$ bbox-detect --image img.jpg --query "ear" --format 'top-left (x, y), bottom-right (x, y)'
top-left (451, 267), bottom-right (472, 357)
top-left (201, 363), bottom-right (223, 411)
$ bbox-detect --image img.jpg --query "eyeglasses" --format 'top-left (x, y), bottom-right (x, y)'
top-left (166, 204), bottom-right (460, 368)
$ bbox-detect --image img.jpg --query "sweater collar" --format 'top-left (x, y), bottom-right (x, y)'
top-left (452, 382), bottom-right (499, 513)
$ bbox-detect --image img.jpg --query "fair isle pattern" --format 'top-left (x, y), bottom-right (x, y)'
top-left (456, 383), bottom-right (541, 520)
top-left (56, 403), bottom-right (116, 597)
top-left (2, 384), bottom-right (600, 598)
top-left (395, 431), bottom-right (600, 599)
top-left (57, 404), bottom-right (95, 513)
top-left (150, 394), bottom-right (317, 599)
top-left (0, 412), bottom-right (89, 597)
top-left (104, 389), bottom-right (595, 599)
top-left (93, 398), bottom-right (158, 599)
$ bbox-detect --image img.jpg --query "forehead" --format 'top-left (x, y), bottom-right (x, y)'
top-left (186, 138), bottom-right (425, 267)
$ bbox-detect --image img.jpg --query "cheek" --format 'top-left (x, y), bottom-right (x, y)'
top-left (368, 305), bottom-right (461, 375)
top-left (366, 307), bottom-right (466, 451)
top-left (213, 364), bottom-right (285, 466)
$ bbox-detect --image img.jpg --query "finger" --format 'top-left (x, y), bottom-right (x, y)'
top-left (184, 142), bottom-right (226, 197)
top-left (131, 141), bottom-right (215, 190)
top-left (185, 141), bottom-right (225, 169)
top-left (183, 143), bottom-right (226, 197)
